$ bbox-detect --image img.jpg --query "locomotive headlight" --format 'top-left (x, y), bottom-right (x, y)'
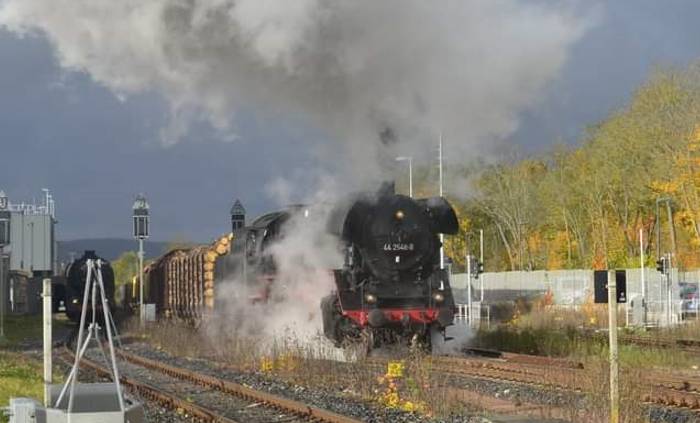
top-left (395, 210), bottom-right (405, 220)
top-left (72, 299), bottom-right (79, 304)
top-left (365, 294), bottom-right (377, 304)
top-left (433, 293), bottom-right (445, 303)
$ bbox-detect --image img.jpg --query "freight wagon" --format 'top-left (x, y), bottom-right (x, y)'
top-left (123, 234), bottom-right (232, 322)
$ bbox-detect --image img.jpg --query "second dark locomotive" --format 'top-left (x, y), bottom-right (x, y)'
top-left (64, 250), bottom-right (116, 322)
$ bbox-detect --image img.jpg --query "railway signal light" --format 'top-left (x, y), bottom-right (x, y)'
top-left (593, 270), bottom-right (627, 304)
top-left (132, 194), bottom-right (150, 240)
top-left (467, 257), bottom-right (484, 278)
top-left (0, 214), bottom-right (9, 247)
top-left (132, 194), bottom-right (150, 328)
top-left (656, 256), bottom-right (667, 274)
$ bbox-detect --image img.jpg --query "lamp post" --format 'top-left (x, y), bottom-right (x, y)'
top-left (132, 194), bottom-right (150, 328)
top-left (0, 191), bottom-right (10, 342)
top-left (395, 156), bottom-right (413, 198)
top-left (438, 133), bottom-right (444, 269)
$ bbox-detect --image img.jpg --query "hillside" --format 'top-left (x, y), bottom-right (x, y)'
top-left (57, 238), bottom-right (170, 263)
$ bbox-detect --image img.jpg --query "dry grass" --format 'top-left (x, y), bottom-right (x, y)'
top-left (134, 306), bottom-right (700, 423)
top-left (136, 320), bottom-right (472, 418)
top-left (474, 299), bottom-right (700, 423)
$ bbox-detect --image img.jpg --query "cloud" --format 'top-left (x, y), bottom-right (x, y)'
top-left (0, 0), bottom-right (595, 181)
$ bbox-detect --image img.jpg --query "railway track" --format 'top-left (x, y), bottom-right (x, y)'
top-left (95, 338), bottom-right (700, 418)
top-left (619, 335), bottom-right (700, 354)
top-left (398, 353), bottom-right (700, 412)
top-left (61, 346), bottom-right (361, 423)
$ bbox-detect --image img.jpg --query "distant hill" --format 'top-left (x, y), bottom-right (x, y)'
top-left (57, 238), bottom-right (171, 263)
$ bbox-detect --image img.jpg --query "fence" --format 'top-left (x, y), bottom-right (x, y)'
top-left (450, 268), bottom-right (700, 327)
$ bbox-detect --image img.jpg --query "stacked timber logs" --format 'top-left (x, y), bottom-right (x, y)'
top-left (143, 233), bottom-right (233, 322)
top-left (204, 234), bottom-right (232, 309)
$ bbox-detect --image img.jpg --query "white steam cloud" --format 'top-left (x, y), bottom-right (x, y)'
top-left (0, 0), bottom-right (594, 353)
top-left (207, 190), bottom-right (345, 356)
top-left (0, 0), bottom-right (593, 180)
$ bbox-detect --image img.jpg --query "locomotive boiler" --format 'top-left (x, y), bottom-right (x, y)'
top-left (64, 250), bottom-right (116, 322)
top-left (321, 188), bottom-right (459, 350)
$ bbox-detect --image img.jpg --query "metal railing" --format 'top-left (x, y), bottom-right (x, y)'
top-left (455, 302), bottom-right (490, 328)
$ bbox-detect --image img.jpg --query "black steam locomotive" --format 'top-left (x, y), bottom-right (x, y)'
top-left (215, 206), bottom-right (303, 304)
top-left (64, 250), bottom-right (116, 322)
top-left (321, 188), bottom-right (459, 350)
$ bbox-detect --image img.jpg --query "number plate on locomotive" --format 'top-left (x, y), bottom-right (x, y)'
top-left (383, 243), bottom-right (414, 251)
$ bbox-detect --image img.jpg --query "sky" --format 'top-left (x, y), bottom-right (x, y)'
top-left (1, 1), bottom-right (700, 242)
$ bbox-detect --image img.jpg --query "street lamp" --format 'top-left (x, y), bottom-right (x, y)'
top-left (395, 156), bottom-right (413, 198)
top-left (132, 194), bottom-right (150, 328)
top-left (0, 190), bottom-right (10, 341)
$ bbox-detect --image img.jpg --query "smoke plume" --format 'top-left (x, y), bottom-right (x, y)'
top-left (0, 1), bottom-right (594, 351)
top-left (0, 0), bottom-right (593, 180)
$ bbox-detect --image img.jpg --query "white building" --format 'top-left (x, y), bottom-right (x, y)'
top-left (0, 189), bottom-right (57, 314)
top-left (0, 189), bottom-right (57, 276)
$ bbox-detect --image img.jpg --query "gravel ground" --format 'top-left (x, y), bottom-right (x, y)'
top-left (49, 349), bottom-right (194, 423)
top-left (445, 373), bottom-right (700, 423)
top-left (121, 342), bottom-right (700, 423)
top-left (446, 373), bottom-right (585, 408)
top-left (647, 406), bottom-right (700, 423)
top-left (85, 347), bottom-right (314, 423)
top-left (121, 343), bottom-right (569, 423)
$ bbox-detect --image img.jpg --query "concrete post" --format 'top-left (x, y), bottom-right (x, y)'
top-left (608, 270), bottom-right (619, 423)
top-left (0, 248), bottom-right (5, 341)
top-left (139, 238), bottom-right (145, 329)
top-left (640, 228), bottom-right (646, 326)
top-left (479, 229), bottom-right (484, 302)
top-left (43, 278), bottom-right (52, 406)
top-left (466, 254), bottom-right (472, 326)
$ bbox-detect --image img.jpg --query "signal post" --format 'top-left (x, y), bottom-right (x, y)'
top-left (594, 270), bottom-right (626, 423)
top-left (607, 270), bottom-right (619, 423)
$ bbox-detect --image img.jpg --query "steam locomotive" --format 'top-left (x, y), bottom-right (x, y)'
top-left (215, 206), bottom-right (303, 304)
top-left (138, 186), bottom-right (459, 352)
top-left (64, 250), bottom-right (116, 322)
top-left (321, 188), bottom-right (459, 350)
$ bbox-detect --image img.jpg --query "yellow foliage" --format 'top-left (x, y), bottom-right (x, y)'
top-left (260, 356), bottom-right (274, 373)
top-left (375, 361), bottom-right (427, 414)
top-left (259, 354), bottom-right (299, 373)
top-left (387, 361), bottom-right (405, 378)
